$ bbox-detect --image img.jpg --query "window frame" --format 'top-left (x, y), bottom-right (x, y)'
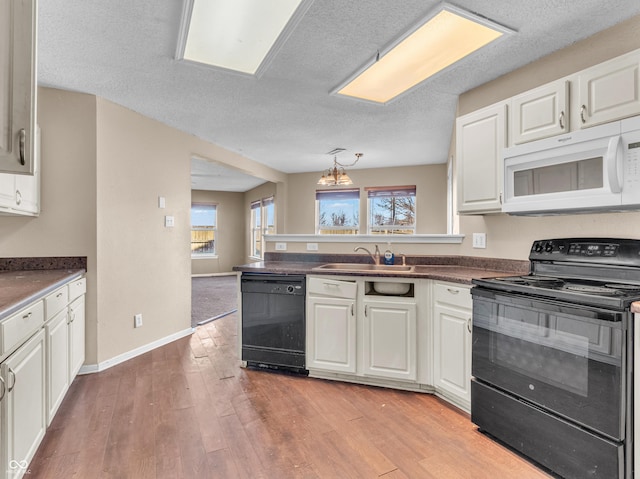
top-left (315, 188), bottom-right (360, 235)
top-left (366, 185), bottom-right (416, 235)
top-left (250, 196), bottom-right (276, 259)
top-left (191, 202), bottom-right (218, 258)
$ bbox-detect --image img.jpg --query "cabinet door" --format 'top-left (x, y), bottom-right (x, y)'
top-left (0, 174), bottom-right (16, 210)
top-left (45, 310), bottom-right (69, 425)
top-left (306, 296), bottom-right (356, 374)
top-left (578, 51), bottom-right (640, 128)
top-left (511, 80), bottom-right (569, 144)
top-left (433, 304), bottom-right (472, 409)
top-left (68, 295), bottom-right (85, 379)
top-left (456, 102), bottom-right (507, 214)
top-left (0, 126), bottom-right (39, 216)
top-left (0, 0), bottom-right (37, 175)
top-left (362, 300), bottom-right (417, 381)
top-left (433, 283), bottom-right (472, 410)
top-left (1, 329), bottom-right (46, 479)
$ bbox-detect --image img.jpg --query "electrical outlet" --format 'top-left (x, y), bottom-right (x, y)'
top-left (134, 313), bottom-right (143, 328)
top-left (164, 215), bottom-right (174, 227)
top-left (306, 243), bottom-right (318, 251)
top-left (472, 233), bottom-right (487, 249)
top-left (275, 242), bottom-right (287, 251)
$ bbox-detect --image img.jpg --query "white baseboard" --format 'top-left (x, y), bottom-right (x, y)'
top-left (78, 327), bottom-right (194, 375)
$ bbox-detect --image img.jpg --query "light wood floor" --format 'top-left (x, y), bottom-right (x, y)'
top-left (29, 313), bottom-right (552, 478)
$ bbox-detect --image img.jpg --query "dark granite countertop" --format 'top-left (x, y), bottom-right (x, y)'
top-left (0, 269), bottom-right (85, 321)
top-left (233, 254), bottom-right (529, 285)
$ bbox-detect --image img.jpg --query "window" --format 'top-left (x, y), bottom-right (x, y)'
top-left (251, 197), bottom-right (275, 258)
top-left (316, 189), bottom-right (359, 234)
top-left (191, 203), bottom-right (217, 256)
top-left (366, 186), bottom-right (416, 234)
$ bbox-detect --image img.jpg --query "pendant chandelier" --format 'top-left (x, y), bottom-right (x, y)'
top-left (317, 153), bottom-right (363, 186)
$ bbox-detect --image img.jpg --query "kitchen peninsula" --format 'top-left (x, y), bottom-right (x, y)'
top-left (234, 252), bottom-right (527, 412)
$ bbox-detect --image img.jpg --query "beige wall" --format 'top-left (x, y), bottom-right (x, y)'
top-left (191, 189), bottom-right (245, 275)
top-left (95, 98), bottom-right (192, 362)
top-left (0, 88), bottom-right (99, 363)
top-left (453, 14), bottom-right (640, 260)
top-left (2, 87), bottom-right (286, 367)
top-left (285, 164), bottom-right (447, 234)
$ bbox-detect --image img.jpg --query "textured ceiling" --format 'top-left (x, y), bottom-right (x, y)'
top-left (38, 1), bottom-right (640, 191)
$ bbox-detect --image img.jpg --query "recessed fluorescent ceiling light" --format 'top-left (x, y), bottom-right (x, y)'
top-left (178, 0), bottom-right (310, 76)
top-left (335, 4), bottom-right (513, 104)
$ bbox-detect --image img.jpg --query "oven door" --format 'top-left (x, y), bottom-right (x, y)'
top-left (471, 286), bottom-right (628, 441)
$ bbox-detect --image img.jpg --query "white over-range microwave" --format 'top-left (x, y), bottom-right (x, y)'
top-left (502, 115), bottom-right (640, 215)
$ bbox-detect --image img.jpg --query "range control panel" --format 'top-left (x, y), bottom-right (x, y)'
top-left (567, 242), bottom-right (619, 257)
top-left (527, 238), bottom-right (640, 267)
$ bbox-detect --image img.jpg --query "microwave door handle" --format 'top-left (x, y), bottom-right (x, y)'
top-left (606, 135), bottom-right (623, 193)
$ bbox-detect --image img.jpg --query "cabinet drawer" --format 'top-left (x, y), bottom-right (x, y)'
top-left (0, 301), bottom-right (44, 354)
top-left (433, 282), bottom-right (472, 309)
top-left (68, 277), bottom-right (86, 302)
top-left (45, 286), bottom-right (69, 320)
top-left (308, 277), bottom-right (357, 299)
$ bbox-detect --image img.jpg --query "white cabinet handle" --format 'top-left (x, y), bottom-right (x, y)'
top-left (467, 317), bottom-right (472, 333)
top-left (56, 292), bottom-right (63, 298)
top-left (447, 288), bottom-right (459, 294)
top-left (22, 312), bottom-right (32, 320)
top-left (580, 104), bottom-right (587, 124)
top-left (0, 376), bottom-right (5, 401)
top-left (15, 189), bottom-right (22, 205)
top-left (7, 368), bottom-right (16, 392)
top-left (351, 303), bottom-right (354, 316)
top-left (364, 305), bottom-right (368, 317)
top-left (559, 111), bottom-right (565, 129)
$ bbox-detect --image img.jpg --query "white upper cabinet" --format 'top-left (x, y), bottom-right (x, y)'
top-left (511, 80), bottom-right (569, 144)
top-left (456, 102), bottom-right (507, 214)
top-left (0, 126), bottom-right (40, 216)
top-left (0, 0), bottom-right (37, 175)
top-left (578, 50), bottom-right (640, 128)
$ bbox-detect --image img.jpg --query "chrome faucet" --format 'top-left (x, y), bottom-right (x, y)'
top-left (354, 245), bottom-right (380, 265)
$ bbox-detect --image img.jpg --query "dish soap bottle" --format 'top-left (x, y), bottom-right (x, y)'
top-left (384, 242), bottom-right (395, 265)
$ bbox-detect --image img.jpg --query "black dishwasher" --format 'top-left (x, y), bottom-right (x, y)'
top-left (240, 273), bottom-right (307, 374)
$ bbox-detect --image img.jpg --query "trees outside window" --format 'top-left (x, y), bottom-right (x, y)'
top-left (367, 186), bottom-right (416, 234)
top-left (191, 203), bottom-right (217, 256)
top-left (316, 189), bottom-right (359, 234)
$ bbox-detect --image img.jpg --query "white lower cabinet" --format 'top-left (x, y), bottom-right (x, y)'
top-left (68, 295), bottom-right (85, 380)
top-left (432, 282), bottom-right (473, 411)
top-left (362, 299), bottom-right (416, 381)
top-left (0, 274), bottom-right (85, 479)
top-left (45, 310), bottom-right (69, 425)
top-left (306, 295), bottom-right (356, 374)
top-left (1, 329), bottom-right (46, 479)
top-left (306, 276), bottom-right (420, 387)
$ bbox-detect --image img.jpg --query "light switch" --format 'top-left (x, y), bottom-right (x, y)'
top-left (165, 215), bottom-right (175, 227)
top-left (158, 196), bottom-right (166, 208)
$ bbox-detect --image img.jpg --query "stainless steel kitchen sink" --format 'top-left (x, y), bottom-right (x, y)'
top-left (312, 263), bottom-right (413, 272)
